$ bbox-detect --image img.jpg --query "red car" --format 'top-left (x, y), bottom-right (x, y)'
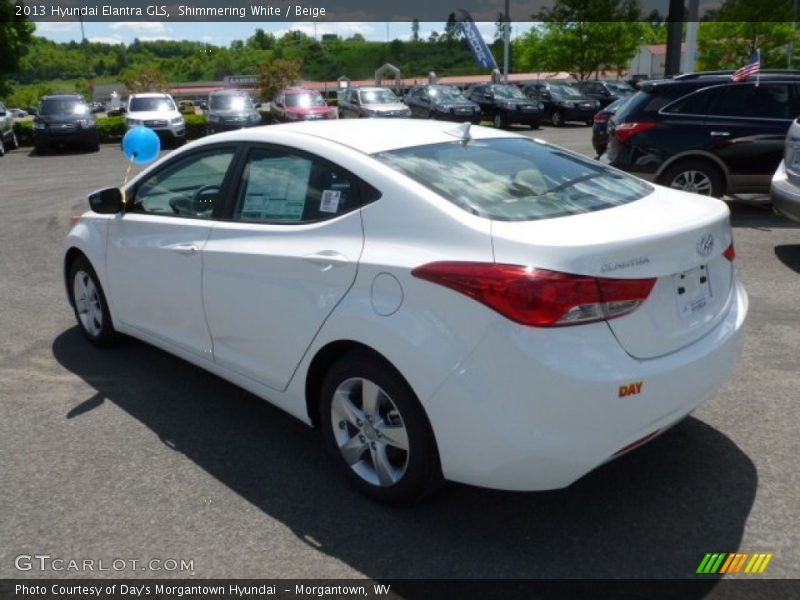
top-left (271, 88), bottom-right (337, 122)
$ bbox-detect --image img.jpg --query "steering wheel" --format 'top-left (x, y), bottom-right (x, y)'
top-left (191, 184), bottom-right (221, 215)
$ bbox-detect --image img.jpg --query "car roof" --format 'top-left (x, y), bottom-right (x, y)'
top-left (356, 87), bottom-right (391, 93)
top-left (42, 95), bottom-right (83, 100)
top-left (195, 119), bottom-right (517, 155)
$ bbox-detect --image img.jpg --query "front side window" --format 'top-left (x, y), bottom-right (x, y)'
top-left (493, 85), bottom-right (525, 99)
top-left (132, 148), bottom-right (236, 217)
top-left (234, 147), bottom-right (359, 223)
top-left (376, 138), bottom-right (651, 221)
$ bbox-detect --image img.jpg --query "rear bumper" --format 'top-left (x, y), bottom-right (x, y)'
top-left (770, 160), bottom-right (800, 222)
top-left (506, 109), bottom-right (542, 125)
top-left (424, 279), bottom-right (748, 491)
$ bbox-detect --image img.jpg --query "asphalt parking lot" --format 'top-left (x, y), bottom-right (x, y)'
top-left (0, 125), bottom-right (798, 584)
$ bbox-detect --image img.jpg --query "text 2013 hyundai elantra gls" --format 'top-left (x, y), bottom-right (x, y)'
top-left (63, 120), bottom-right (747, 504)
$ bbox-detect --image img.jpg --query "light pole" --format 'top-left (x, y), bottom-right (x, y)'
top-left (503, 0), bottom-right (511, 82)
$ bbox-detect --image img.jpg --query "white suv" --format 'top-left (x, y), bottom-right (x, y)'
top-left (125, 93), bottom-right (185, 146)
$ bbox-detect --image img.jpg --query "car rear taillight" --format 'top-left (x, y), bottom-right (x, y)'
top-left (411, 262), bottom-right (656, 327)
top-left (593, 112), bottom-right (610, 124)
top-left (614, 121), bottom-right (656, 143)
top-left (723, 242), bottom-right (735, 261)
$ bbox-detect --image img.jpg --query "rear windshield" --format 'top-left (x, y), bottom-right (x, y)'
top-left (376, 138), bottom-right (651, 221)
top-left (40, 99), bottom-right (88, 116)
top-left (130, 97), bottom-right (176, 112)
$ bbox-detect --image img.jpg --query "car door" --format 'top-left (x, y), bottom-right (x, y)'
top-left (202, 144), bottom-right (367, 391)
top-left (704, 82), bottom-right (797, 190)
top-left (106, 144), bottom-right (240, 357)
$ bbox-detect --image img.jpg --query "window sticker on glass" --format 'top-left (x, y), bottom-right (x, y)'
top-left (238, 154), bottom-right (312, 222)
top-left (320, 190), bottom-right (341, 213)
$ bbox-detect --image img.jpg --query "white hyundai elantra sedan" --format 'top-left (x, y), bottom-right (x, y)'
top-left (63, 120), bottom-right (747, 504)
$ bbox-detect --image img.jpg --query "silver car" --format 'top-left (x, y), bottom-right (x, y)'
top-left (771, 118), bottom-right (800, 222)
top-left (338, 87), bottom-right (411, 119)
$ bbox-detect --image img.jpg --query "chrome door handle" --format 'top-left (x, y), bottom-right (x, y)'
top-left (303, 251), bottom-right (350, 270)
top-left (172, 243), bottom-right (199, 255)
top-left (710, 131), bottom-right (730, 137)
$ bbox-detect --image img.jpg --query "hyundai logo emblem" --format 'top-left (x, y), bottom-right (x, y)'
top-left (697, 234), bottom-right (715, 257)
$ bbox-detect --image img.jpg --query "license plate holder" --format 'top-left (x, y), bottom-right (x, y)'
top-left (674, 265), bottom-right (713, 318)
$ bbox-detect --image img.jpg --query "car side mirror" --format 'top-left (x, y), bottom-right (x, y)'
top-left (88, 187), bottom-right (123, 214)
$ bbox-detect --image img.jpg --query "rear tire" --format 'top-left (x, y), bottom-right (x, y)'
top-left (0, 136), bottom-right (5, 156)
top-left (68, 256), bottom-right (117, 346)
top-left (658, 159), bottom-right (724, 198)
top-left (493, 112), bottom-right (507, 129)
top-left (9, 131), bottom-right (18, 149)
top-left (319, 351), bottom-right (442, 505)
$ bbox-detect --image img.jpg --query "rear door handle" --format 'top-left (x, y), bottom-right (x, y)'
top-left (172, 243), bottom-right (199, 256)
top-left (303, 251), bottom-right (350, 270)
top-left (710, 131), bottom-right (730, 137)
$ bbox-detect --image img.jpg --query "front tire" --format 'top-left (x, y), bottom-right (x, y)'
top-left (9, 131), bottom-right (19, 149)
top-left (68, 256), bottom-right (117, 346)
top-left (551, 109), bottom-right (564, 127)
top-left (320, 351), bottom-right (441, 504)
top-left (493, 112), bottom-right (507, 129)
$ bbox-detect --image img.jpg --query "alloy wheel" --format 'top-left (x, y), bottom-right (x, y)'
top-left (330, 377), bottom-right (410, 487)
top-left (669, 170), bottom-right (713, 195)
top-left (73, 270), bottom-right (104, 337)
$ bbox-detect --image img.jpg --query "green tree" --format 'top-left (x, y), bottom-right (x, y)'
top-left (696, 1), bottom-right (793, 71)
top-left (0, 0), bottom-right (35, 95)
top-left (119, 64), bottom-right (166, 93)
top-left (257, 58), bottom-right (300, 102)
top-left (444, 13), bottom-right (462, 42)
top-left (532, 0), bottom-right (644, 79)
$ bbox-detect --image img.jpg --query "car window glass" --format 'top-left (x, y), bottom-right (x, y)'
top-left (713, 83), bottom-right (792, 119)
top-left (662, 87), bottom-right (718, 115)
top-left (132, 148), bottom-right (235, 218)
top-left (377, 138), bottom-right (651, 221)
top-left (234, 148), bottom-right (358, 223)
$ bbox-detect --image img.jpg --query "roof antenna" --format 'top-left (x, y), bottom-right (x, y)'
top-left (445, 121), bottom-right (472, 144)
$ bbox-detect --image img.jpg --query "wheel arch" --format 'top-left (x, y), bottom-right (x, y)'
top-left (305, 340), bottom-right (396, 428)
top-left (654, 151), bottom-right (731, 193)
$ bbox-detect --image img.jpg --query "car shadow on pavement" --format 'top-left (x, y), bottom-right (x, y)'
top-left (774, 244), bottom-right (800, 274)
top-left (729, 202), bottom-right (799, 229)
top-left (53, 327), bottom-right (756, 589)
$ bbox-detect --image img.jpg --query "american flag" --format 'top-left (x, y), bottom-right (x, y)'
top-left (732, 50), bottom-right (761, 82)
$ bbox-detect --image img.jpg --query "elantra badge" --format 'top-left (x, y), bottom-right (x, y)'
top-left (697, 234), bottom-right (715, 257)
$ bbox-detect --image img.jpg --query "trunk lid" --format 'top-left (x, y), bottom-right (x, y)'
top-left (490, 186), bottom-right (734, 359)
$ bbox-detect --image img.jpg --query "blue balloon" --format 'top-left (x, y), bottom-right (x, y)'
top-left (122, 126), bottom-right (160, 164)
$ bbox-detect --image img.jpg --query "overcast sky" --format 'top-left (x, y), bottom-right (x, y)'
top-left (34, 21), bottom-right (532, 46)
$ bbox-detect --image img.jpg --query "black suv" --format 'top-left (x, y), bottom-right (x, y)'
top-left (466, 83), bottom-right (544, 129)
top-left (605, 71), bottom-right (800, 197)
top-left (521, 82), bottom-right (600, 126)
top-left (404, 84), bottom-right (482, 123)
top-left (33, 95), bottom-right (99, 153)
top-left (574, 80), bottom-right (635, 108)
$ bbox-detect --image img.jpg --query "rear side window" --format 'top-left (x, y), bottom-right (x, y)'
top-left (616, 84), bottom-right (701, 121)
top-left (712, 83), bottom-right (794, 119)
top-left (376, 138), bottom-right (652, 222)
top-left (662, 86), bottom-right (720, 115)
